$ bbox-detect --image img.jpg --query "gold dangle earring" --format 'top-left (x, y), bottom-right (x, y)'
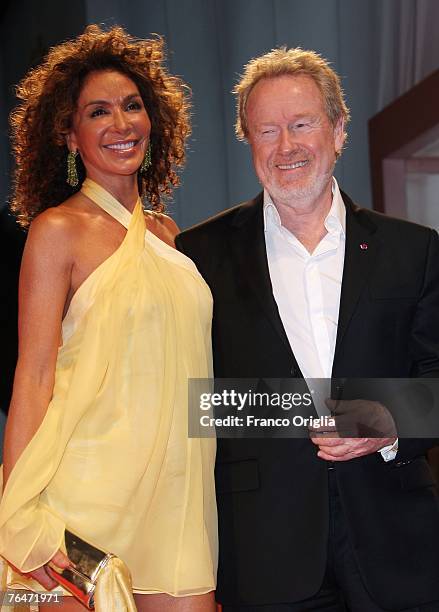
top-left (140, 143), bottom-right (152, 174)
top-left (67, 150), bottom-right (79, 187)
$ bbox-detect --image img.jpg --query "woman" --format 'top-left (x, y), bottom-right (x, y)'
top-left (0, 25), bottom-right (217, 612)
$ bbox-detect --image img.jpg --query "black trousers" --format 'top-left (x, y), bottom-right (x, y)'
top-left (222, 468), bottom-right (439, 612)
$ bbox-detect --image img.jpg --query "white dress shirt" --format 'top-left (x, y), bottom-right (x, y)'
top-left (264, 179), bottom-right (345, 381)
top-left (264, 179), bottom-right (397, 460)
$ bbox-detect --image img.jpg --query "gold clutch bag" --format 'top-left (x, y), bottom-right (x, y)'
top-left (47, 530), bottom-right (115, 610)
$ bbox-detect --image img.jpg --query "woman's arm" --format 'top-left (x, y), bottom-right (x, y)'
top-left (2, 209), bottom-right (75, 586)
top-left (3, 209), bottom-right (73, 483)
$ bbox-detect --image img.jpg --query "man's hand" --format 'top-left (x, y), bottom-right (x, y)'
top-left (309, 398), bottom-right (397, 461)
top-left (310, 434), bottom-right (397, 461)
top-left (10, 549), bottom-right (71, 590)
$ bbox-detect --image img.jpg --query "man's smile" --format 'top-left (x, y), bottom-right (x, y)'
top-left (276, 160), bottom-right (309, 170)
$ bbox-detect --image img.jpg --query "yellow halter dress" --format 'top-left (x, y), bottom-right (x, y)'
top-left (0, 179), bottom-right (217, 600)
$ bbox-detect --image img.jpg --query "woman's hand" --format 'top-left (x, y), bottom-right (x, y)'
top-left (11, 549), bottom-right (71, 590)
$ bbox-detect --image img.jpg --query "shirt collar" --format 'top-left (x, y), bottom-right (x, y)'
top-left (263, 178), bottom-right (346, 236)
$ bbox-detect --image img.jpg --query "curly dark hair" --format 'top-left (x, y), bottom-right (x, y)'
top-left (10, 24), bottom-right (191, 227)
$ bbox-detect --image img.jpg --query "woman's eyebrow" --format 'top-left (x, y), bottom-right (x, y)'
top-left (82, 93), bottom-right (141, 108)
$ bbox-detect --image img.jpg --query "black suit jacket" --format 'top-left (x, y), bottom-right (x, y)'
top-left (176, 191), bottom-right (439, 610)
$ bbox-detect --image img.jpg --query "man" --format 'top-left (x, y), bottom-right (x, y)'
top-left (176, 49), bottom-right (439, 611)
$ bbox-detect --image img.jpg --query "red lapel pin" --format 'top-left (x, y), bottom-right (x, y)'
top-left (360, 243), bottom-right (368, 250)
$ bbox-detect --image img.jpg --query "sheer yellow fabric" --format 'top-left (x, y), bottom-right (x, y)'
top-left (0, 179), bottom-right (217, 600)
top-left (94, 557), bottom-right (136, 611)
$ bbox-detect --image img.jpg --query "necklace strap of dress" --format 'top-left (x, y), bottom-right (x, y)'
top-left (81, 178), bottom-right (139, 229)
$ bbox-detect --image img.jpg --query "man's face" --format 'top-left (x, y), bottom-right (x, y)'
top-left (246, 74), bottom-right (344, 208)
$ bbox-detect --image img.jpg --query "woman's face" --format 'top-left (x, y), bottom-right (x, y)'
top-left (68, 70), bottom-right (151, 184)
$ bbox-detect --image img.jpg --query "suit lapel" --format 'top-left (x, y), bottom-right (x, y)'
top-left (333, 192), bottom-right (379, 369)
top-left (229, 194), bottom-right (296, 359)
top-left (228, 191), bottom-right (377, 376)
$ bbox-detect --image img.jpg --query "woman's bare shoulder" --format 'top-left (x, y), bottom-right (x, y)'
top-left (26, 195), bottom-right (91, 262)
top-left (145, 210), bottom-right (180, 245)
top-left (29, 194), bottom-right (89, 239)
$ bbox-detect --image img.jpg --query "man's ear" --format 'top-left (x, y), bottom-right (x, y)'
top-left (334, 117), bottom-right (345, 155)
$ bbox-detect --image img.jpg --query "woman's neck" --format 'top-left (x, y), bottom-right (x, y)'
top-left (85, 172), bottom-right (140, 212)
